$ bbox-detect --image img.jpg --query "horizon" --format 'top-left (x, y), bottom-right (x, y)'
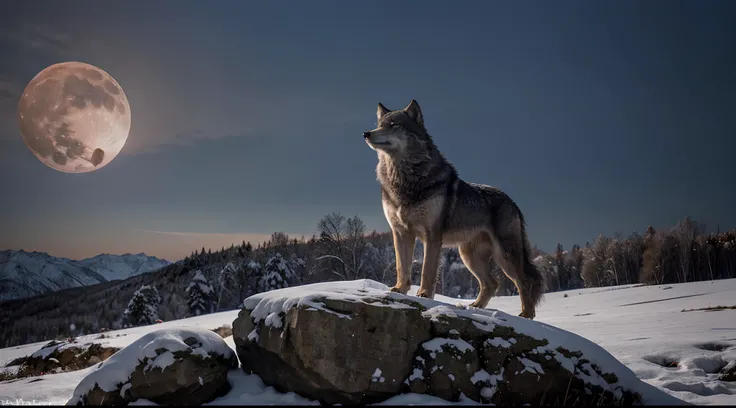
top-left (0, 213), bottom-right (724, 263)
top-left (2, 1), bottom-right (736, 261)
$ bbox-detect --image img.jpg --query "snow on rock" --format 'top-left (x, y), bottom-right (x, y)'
top-left (371, 368), bottom-right (385, 383)
top-left (144, 350), bottom-right (176, 372)
top-left (470, 369), bottom-right (493, 385)
top-left (243, 279), bottom-right (410, 324)
top-left (235, 279), bottom-right (687, 406)
top-left (247, 329), bottom-right (259, 342)
top-left (11, 340), bottom-right (120, 378)
top-left (69, 327), bottom-right (237, 406)
top-left (32, 341), bottom-right (72, 359)
top-left (422, 338), bottom-right (475, 355)
top-left (264, 312), bottom-right (283, 329)
top-left (485, 337), bottom-right (513, 349)
top-left (234, 280), bottom-right (436, 405)
top-left (408, 367), bottom-right (424, 382)
top-left (519, 357), bottom-right (545, 375)
top-left (470, 368), bottom-right (504, 401)
top-left (479, 386), bottom-right (495, 399)
top-left (720, 360), bottom-right (736, 382)
top-left (4, 279), bottom-right (734, 405)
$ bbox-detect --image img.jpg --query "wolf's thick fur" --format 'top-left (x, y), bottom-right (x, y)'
top-left (363, 100), bottom-right (544, 319)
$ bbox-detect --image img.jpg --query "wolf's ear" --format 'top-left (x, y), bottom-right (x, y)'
top-left (377, 103), bottom-right (389, 121)
top-left (404, 99), bottom-right (424, 127)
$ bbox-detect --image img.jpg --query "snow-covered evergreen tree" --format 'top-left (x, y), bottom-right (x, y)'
top-left (139, 285), bottom-right (161, 306)
top-left (243, 260), bottom-right (262, 297)
top-left (185, 270), bottom-right (214, 316)
top-left (216, 260), bottom-right (261, 310)
top-left (259, 253), bottom-right (294, 292)
top-left (286, 254), bottom-right (305, 285)
top-left (123, 284), bottom-right (161, 327)
top-left (216, 262), bottom-right (238, 311)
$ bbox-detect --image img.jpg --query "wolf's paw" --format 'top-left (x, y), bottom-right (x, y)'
top-left (416, 289), bottom-right (434, 299)
top-left (389, 285), bottom-right (409, 294)
top-left (518, 311), bottom-right (536, 320)
top-left (468, 300), bottom-right (485, 309)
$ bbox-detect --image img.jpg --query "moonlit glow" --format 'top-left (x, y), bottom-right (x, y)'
top-left (17, 61), bottom-right (131, 173)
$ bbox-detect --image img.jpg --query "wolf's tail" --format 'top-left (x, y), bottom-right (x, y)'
top-left (520, 215), bottom-right (545, 308)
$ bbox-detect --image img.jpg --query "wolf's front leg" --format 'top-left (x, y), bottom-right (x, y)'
top-left (390, 228), bottom-right (415, 294)
top-left (416, 235), bottom-right (442, 299)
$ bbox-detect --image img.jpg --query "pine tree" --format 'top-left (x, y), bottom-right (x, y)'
top-left (243, 260), bottom-right (262, 297)
top-left (123, 284), bottom-right (161, 327)
top-left (217, 260), bottom-right (261, 310)
top-left (185, 270), bottom-right (214, 316)
top-left (555, 243), bottom-right (568, 291)
top-left (641, 225), bottom-right (662, 284)
top-left (139, 285), bottom-right (161, 306)
top-left (259, 253), bottom-right (295, 292)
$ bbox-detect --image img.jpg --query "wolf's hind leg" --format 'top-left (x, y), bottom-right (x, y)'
top-left (459, 235), bottom-right (498, 308)
top-left (492, 233), bottom-right (536, 319)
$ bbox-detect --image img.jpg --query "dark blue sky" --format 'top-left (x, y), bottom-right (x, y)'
top-left (1, 1), bottom-right (735, 260)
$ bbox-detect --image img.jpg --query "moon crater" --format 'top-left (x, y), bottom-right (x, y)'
top-left (17, 61), bottom-right (131, 173)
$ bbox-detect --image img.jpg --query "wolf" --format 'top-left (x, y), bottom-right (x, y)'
top-left (362, 99), bottom-right (545, 319)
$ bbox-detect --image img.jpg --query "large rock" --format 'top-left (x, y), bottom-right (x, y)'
top-left (10, 340), bottom-right (119, 378)
top-left (720, 360), bottom-right (736, 382)
top-left (68, 328), bottom-right (238, 406)
top-left (233, 280), bottom-right (686, 406)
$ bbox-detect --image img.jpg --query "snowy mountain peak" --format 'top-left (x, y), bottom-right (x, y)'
top-left (0, 250), bottom-right (171, 302)
top-left (76, 253), bottom-right (170, 282)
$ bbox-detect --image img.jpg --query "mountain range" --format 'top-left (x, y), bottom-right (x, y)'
top-left (0, 250), bottom-right (170, 302)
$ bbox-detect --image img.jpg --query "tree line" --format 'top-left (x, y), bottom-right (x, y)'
top-left (3, 213), bottom-right (734, 343)
top-left (121, 214), bottom-right (736, 328)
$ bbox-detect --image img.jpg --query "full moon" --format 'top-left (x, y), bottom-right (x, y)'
top-left (17, 61), bottom-right (131, 173)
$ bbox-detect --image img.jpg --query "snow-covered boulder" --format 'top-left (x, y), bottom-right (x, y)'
top-left (12, 339), bottom-right (120, 378)
top-left (721, 360), bottom-right (736, 382)
top-left (232, 280), bottom-right (686, 406)
top-left (68, 328), bottom-right (238, 406)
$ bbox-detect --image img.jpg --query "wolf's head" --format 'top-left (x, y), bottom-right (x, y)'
top-left (363, 100), bottom-right (431, 156)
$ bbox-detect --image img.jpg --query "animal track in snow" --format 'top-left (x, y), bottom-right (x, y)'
top-left (661, 380), bottom-right (732, 396)
top-left (679, 355), bottom-right (729, 374)
top-left (694, 342), bottom-right (733, 352)
top-left (642, 354), bottom-right (680, 369)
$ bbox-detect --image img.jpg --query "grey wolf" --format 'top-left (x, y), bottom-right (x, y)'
top-left (362, 100), bottom-right (545, 319)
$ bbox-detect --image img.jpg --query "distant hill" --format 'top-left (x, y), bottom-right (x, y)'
top-left (0, 240), bottom-right (316, 349)
top-left (76, 252), bottom-right (171, 282)
top-left (0, 250), bottom-right (170, 302)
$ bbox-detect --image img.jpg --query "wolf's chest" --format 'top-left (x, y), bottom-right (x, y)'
top-left (381, 193), bottom-right (441, 236)
top-left (383, 201), bottom-right (416, 229)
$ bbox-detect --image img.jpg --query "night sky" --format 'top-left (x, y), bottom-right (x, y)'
top-left (1, 0), bottom-right (735, 261)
